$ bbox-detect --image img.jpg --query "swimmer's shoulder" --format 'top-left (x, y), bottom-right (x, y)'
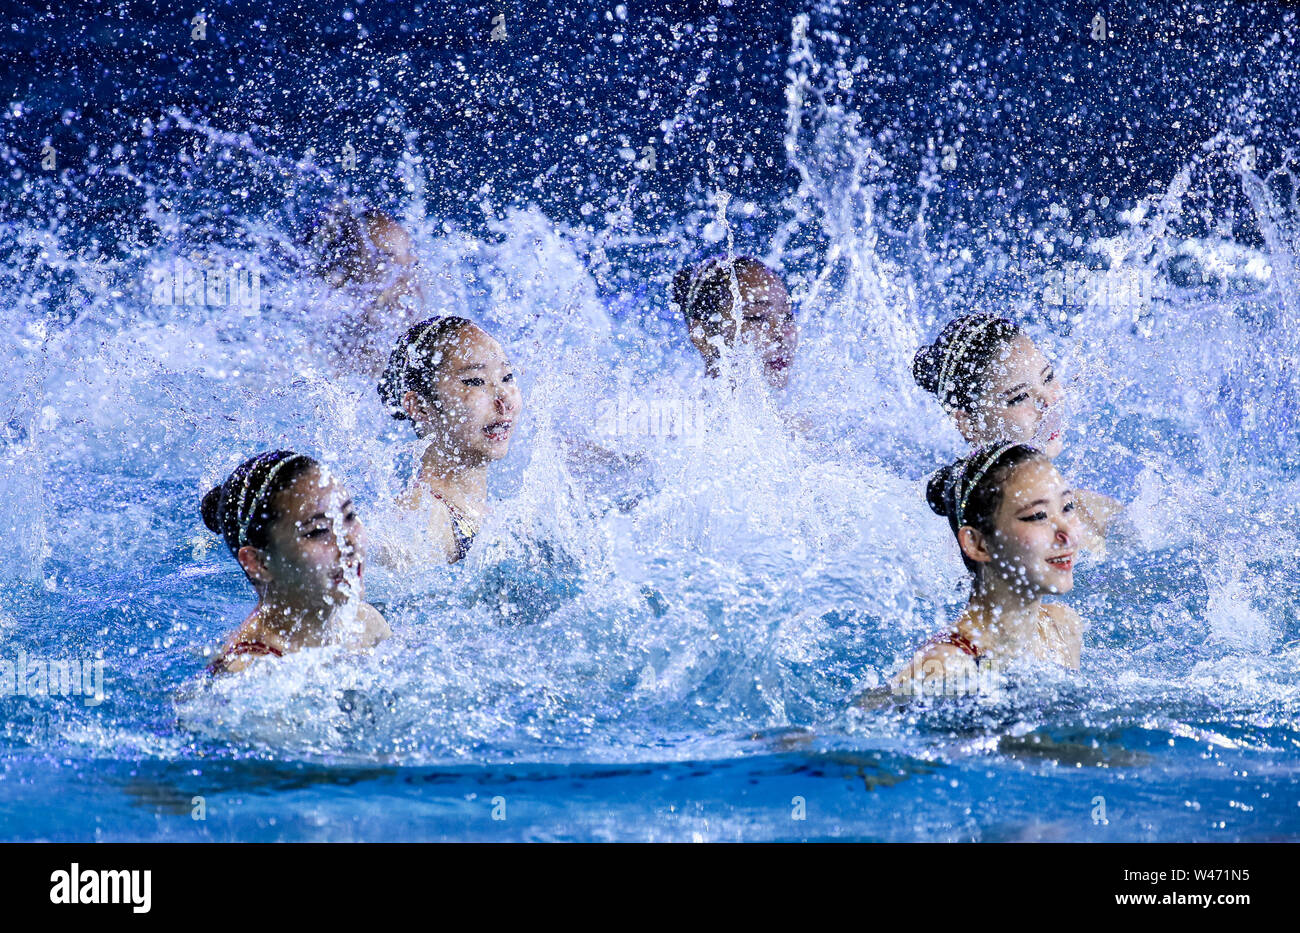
top-left (207, 637), bottom-right (280, 676)
top-left (210, 651), bottom-right (252, 676)
top-left (393, 485), bottom-right (458, 562)
top-left (206, 613), bottom-right (272, 676)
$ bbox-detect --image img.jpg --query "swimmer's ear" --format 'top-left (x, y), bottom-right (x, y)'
top-left (956, 526), bottom-right (992, 565)
top-left (236, 545), bottom-right (273, 588)
top-left (401, 388), bottom-right (437, 421)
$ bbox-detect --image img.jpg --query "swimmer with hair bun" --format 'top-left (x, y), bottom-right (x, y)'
top-left (913, 313), bottom-right (1121, 543)
top-left (377, 316), bottom-right (522, 564)
top-left (672, 256), bottom-right (797, 391)
top-left (310, 203), bottom-right (425, 373)
top-left (859, 443), bottom-right (1084, 704)
top-left (200, 451), bottom-right (390, 675)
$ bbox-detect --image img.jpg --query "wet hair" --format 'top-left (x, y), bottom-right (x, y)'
top-left (309, 203), bottom-right (402, 284)
top-left (201, 451), bottom-right (319, 556)
top-left (671, 256), bottom-right (777, 324)
top-left (913, 313), bottom-right (1023, 411)
top-left (926, 442), bottom-right (1044, 573)
top-left (376, 315), bottom-right (478, 424)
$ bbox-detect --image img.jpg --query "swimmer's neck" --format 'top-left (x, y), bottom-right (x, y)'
top-left (416, 448), bottom-right (489, 509)
top-left (961, 577), bottom-right (1045, 652)
top-left (702, 358), bottom-right (785, 394)
top-left (247, 596), bottom-right (346, 650)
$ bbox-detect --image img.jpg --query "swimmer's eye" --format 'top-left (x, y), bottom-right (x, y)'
top-left (503, 371), bottom-right (515, 382)
top-left (1007, 392), bottom-right (1030, 406)
top-left (1045, 368), bottom-right (1056, 383)
top-left (461, 377), bottom-right (485, 387)
top-left (345, 510), bottom-right (358, 523)
top-left (304, 527), bottom-right (331, 539)
top-left (1020, 511), bottom-right (1048, 522)
top-left (1063, 500), bottom-right (1076, 513)
top-left (743, 315), bottom-right (766, 324)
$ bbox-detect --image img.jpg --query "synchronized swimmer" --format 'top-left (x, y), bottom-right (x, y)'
top-left (672, 255), bottom-right (797, 391)
top-left (201, 230), bottom-right (1121, 701)
top-left (309, 203), bottom-right (425, 375)
top-left (376, 316), bottom-right (522, 565)
top-left (913, 312), bottom-right (1122, 545)
top-left (201, 451), bottom-right (390, 674)
top-left (858, 442), bottom-right (1084, 706)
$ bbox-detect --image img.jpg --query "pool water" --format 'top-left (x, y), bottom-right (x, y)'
top-left (1, 0), bottom-right (1299, 841)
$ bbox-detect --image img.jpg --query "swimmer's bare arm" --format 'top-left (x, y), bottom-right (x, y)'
top-left (853, 644), bottom-right (979, 708)
top-left (893, 643), bottom-right (982, 694)
top-left (1075, 488), bottom-right (1123, 540)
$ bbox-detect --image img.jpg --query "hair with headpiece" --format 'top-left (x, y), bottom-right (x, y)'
top-left (913, 313), bottom-right (1023, 411)
top-left (671, 255), bottom-right (774, 324)
top-left (201, 451), bottom-right (318, 556)
top-left (376, 315), bottom-right (478, 425)
top-left (926, 442), bottom-right (1044, 573)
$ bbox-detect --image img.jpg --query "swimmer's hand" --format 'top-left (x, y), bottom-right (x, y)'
top-left (356, 602), bottom-right (392, 647)
top-left (1075, 488), bottom-right (1123, 545)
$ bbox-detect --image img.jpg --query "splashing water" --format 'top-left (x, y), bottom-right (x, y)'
top-left (2, 0), bottom-right (1300, 841)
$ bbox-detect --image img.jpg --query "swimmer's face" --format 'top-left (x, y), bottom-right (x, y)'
top-left (249, 467), bottom-right (366, 609)
top-left (332, 214), bottom-right (421, 302)
top-left (689, 265), bottom-right (797, 390)
top-left (367, 217), bottom-right (417, 278)
top-left (409, 325), bottom-right (521, 465)
top-left (957, 335), bottom-right (1065, 458)
top-left (967, 459), bottom-right (1079, 596)
top-left (366, 217), bottom-right (424, 308)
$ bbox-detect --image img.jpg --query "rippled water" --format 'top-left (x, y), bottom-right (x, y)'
top-left (1, 0), bottom-right (1299, 841)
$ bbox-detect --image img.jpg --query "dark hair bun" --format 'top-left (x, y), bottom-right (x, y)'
top-left (201, 485), bottom-right (225, 534)
top-left (925, 463), bottom-right (958, 518)
top-left (912, 343), bottom-right (943, 394)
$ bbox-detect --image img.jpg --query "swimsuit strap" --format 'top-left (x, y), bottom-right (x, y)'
top-left (229, 640), bottom-right (284, 658)
top-left (206, 639), bottom-right (284, 675)
top-left (432, 492), bottom-right (477, 561)
top-left (926, 631), bottom-right (989, 666)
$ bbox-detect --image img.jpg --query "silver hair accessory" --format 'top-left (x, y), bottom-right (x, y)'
top-left (683, 258), bottom-right (724, 319)
top-left (683, 258), bottom-right (750, 321)
top-left (956, 442), bottom-right (1019, 529)
top-left (936, 315), bottom-right (996, 404)
top-left (397, 318), bottom-right (449, 398)
top-left (237, 454), bottom-right (307, 548)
